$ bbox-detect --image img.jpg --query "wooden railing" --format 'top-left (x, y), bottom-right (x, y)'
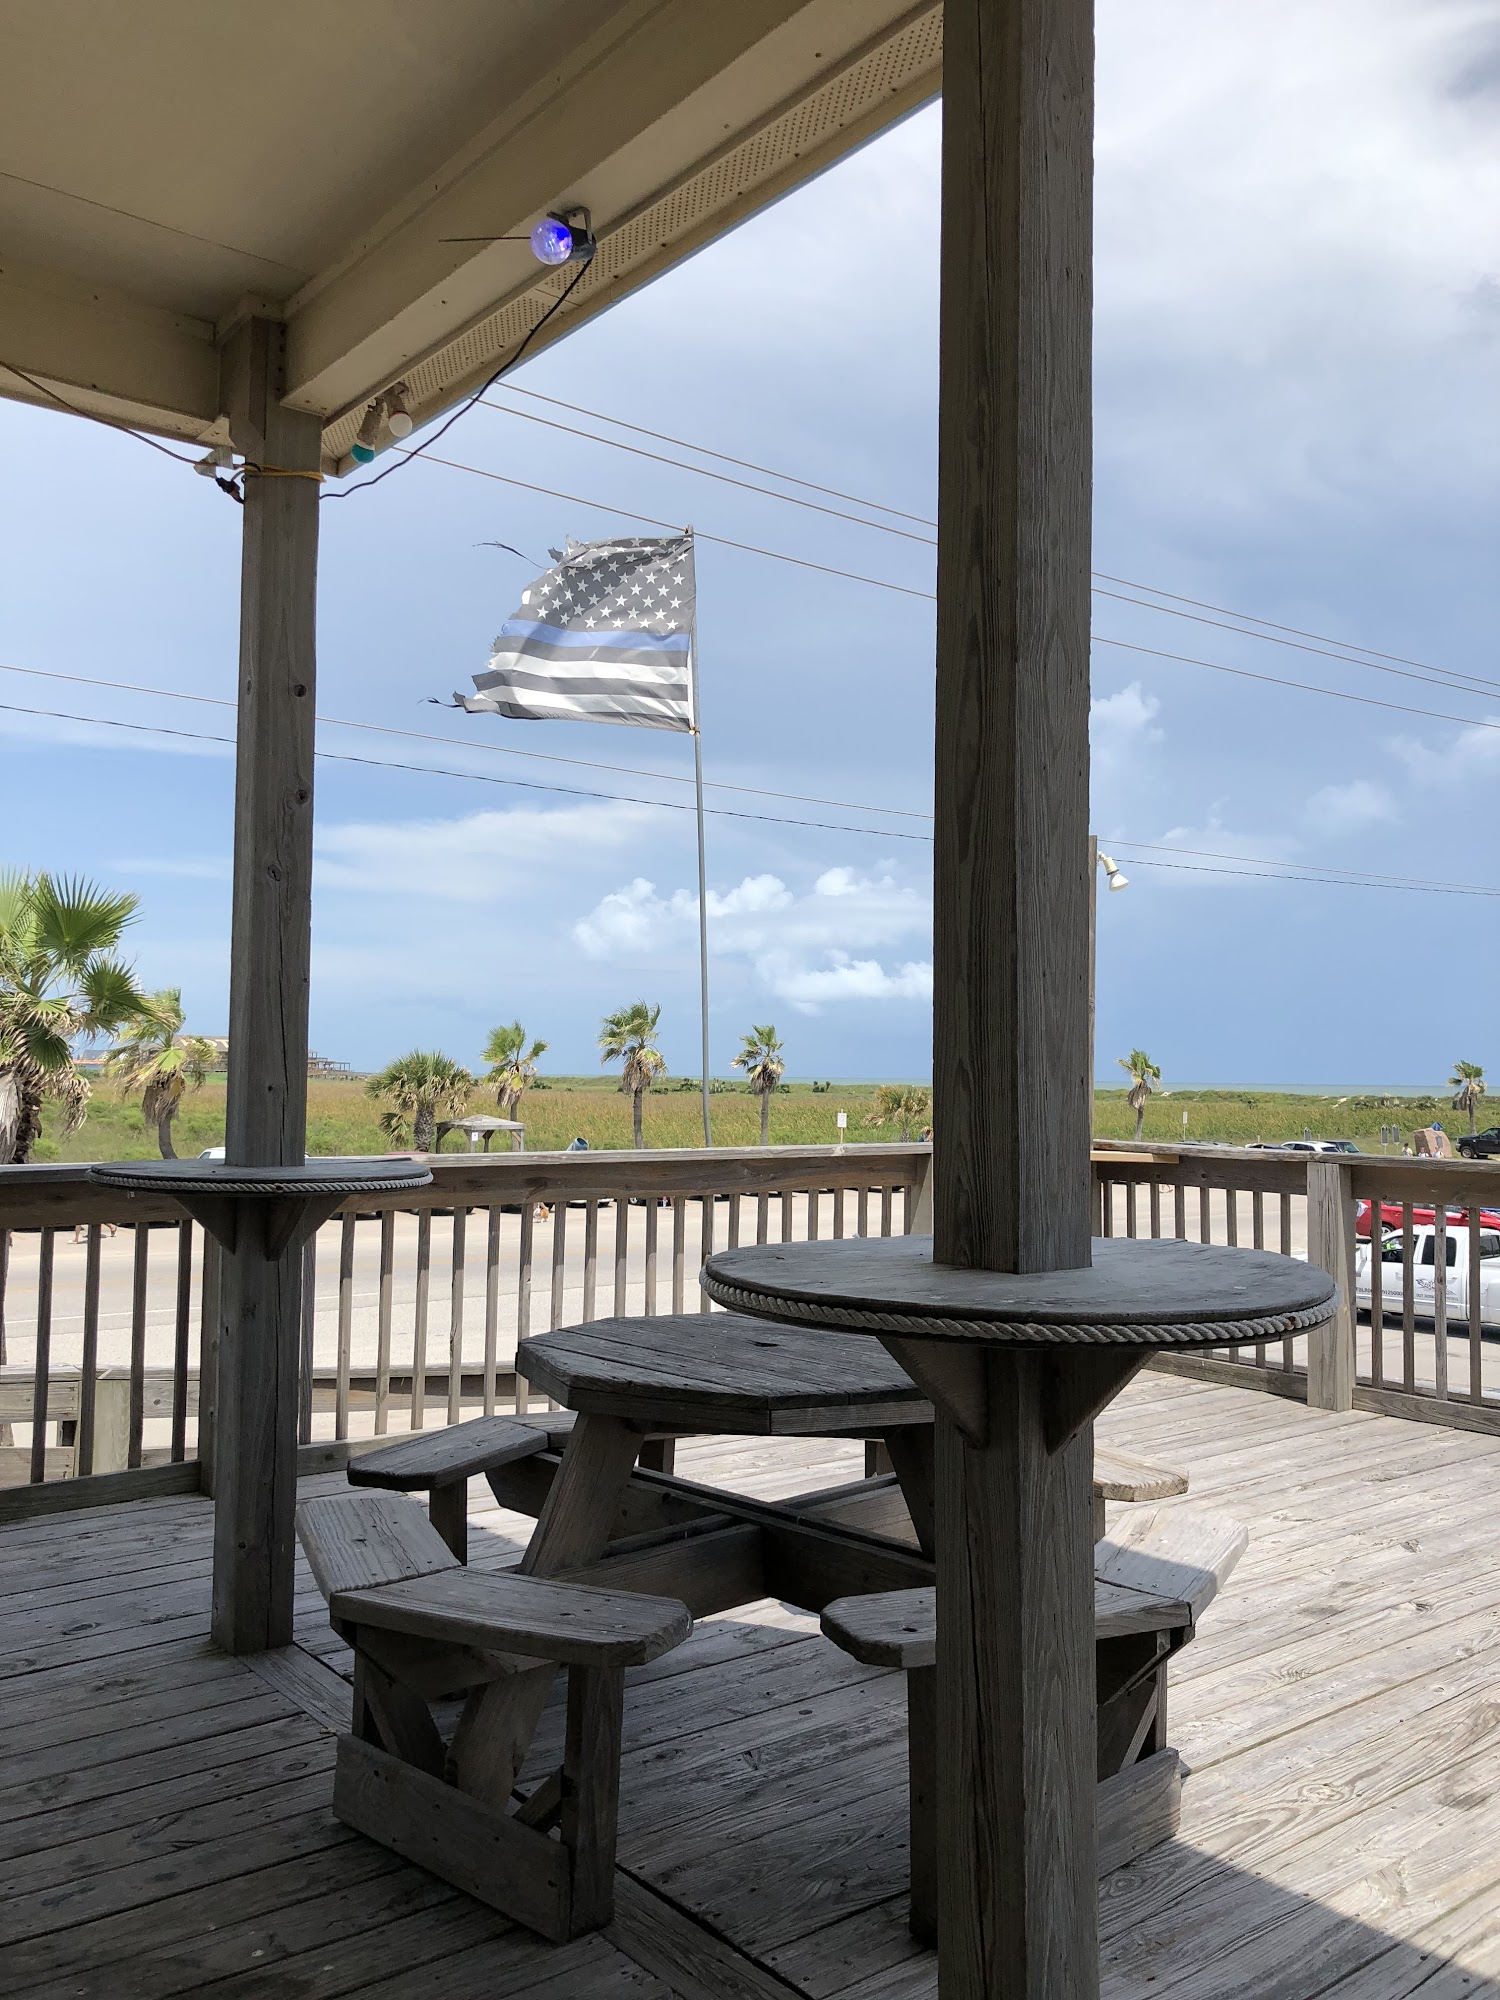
top-left (1093, 1141), bottom-right (1500, 1434)
top-left (0, 1144), bottom-right (931, 1514)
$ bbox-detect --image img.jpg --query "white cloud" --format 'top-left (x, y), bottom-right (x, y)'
top-left (1303, 779), bottom-right (1397, 833)
top-left (572, 866), bottom-right (932, 1012)
top-left (313, 801), bottom-right (656, 900)
top-left (1391, 714), bottom-right (1500, 786)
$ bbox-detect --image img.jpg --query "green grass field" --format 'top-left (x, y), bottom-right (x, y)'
top-left (30, 1075), bottom-right (1453, 1162)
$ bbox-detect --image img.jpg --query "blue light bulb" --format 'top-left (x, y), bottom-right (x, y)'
top-left (530, 216), bottom-right (574, 266)
top-left (349, 442), bottom-right (376, 464)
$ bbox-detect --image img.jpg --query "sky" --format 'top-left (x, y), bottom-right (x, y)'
top-left (2, 0), bottom-right (1498, 1090)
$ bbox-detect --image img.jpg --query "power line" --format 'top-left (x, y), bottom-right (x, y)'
top-left (486, 389), bottom-right (1492, 701)
top-left (0, 661), bottom-right (932, 821)
top-left (8, 690), bottom-right (1500, 903)
top-left (0, 699), bottom-right (931, 842)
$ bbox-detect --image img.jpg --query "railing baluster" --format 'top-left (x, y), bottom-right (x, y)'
top-left (880, 1185), bottom-right (893, 1237)
top-left (1224, 1186), bottom-right (1238, 1248)
top-left (1279, 1189), bottom-right (1292, 1257)
top-left (672, 1198), bottom-right (686, 1313)
top-left (807, 1187), bottom-right (820, 1242)
top-left (515, 1203), bottom-right (535, 1413)
top-left (780, 1189), bottom-right (794, 1242)
top-left (1198, 1186), bottom-right (1212, 1246)
top-left (582, 1200), bottom-right (599, 1321)
top-left (171, 1219), bottom-right (193, 1463)
top-left (484, 1207), bottom-right (502, 1417)
top-left (613, 1198), bottom-right (629, 1316)
top-left (1174, 1182), bottom-right (1187, 1239)
top-left (375, 1211), bottom-right (395, 1435)
top-left (336, 1215), bottom-right (356, 1443)
top-left (448, 1207), bottom-right (468, 1426)
top-left (411, 1211), bottom-right (432, 1433)
top-left (699, 1192), bottom-right (715, 1310)
top-left (549, 1201), bottom-right (567, 1332)
top-left (1469, 1204), bottom-right (1484, 1405)
top-left (1433, 1211), bottom-right (1449, 1402)
top-left (757, 1191), bottom-right (770, 1245)
top-left (128, 1226), bottom-right (149, 1470)
top-left (1124, 1180), bottom-right (1137, 1238)
top-left (730, 1189), bottom-right (744, 1248)
top-left (1148, 1179), bottom-right (1162, 1240)
top-left (298, 1238), bottom-right (316, 1448)
top-left (644, 1200), bottom-right (659, 1315)
top-left (1402, 1201), bottom-right (1416, 1392)
top-left (76, 1223), bottom-right (102, 1477)
top-left (1100, 1179), bottom-right (1114, 1238)
top-left (1369, 1200), bottom-right (1383, 1388)
top-left (29, 1228), bottom-right (55, 1485)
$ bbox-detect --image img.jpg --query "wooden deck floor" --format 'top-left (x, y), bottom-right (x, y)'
top-left (6, 1372), bottom-right (1500, 1998)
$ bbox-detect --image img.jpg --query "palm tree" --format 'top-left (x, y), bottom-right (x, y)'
top-left (483, 1021), bottom-right (549, 1121)
top-left (0, 871), bottom-right (145, 1164)
top-left (1119, 1049), bottom-right (1162, 1141)
top-left (1451, 1060), bottom-right (1486, 1136)
top-left (733, 1024), bottom-right (785, 1145)
top-left (105, 989), bottom-right (217, 1158)
top-left (366, 1050), bottom-right (473, 1152)
top-left (599, 1002), bottom-right (667, 1149)
top-left (865, 1083), bottom-right (932, 1143)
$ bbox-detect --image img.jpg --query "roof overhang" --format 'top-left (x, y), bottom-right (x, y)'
top-left (0, 1), bottom-right (940, 471)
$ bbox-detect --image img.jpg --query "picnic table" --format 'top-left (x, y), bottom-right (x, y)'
top-left (699, 1233), bottom-right (1338, 1993)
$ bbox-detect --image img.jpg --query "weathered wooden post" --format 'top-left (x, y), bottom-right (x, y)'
top-left (931, 0), bottom-right (1098, 1989)
top-left (214, 314), bottom-right (322, 1652)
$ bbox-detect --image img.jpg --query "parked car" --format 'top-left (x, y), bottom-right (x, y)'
top-left (1247, 1139), bottom-right (1359, 1155)
top-left (1457, 1127), bottom-right (1500, 1160)
top-left (1355, 1222), bottom-right (1500, 1327)
top-left (1355, 1197), bottom-right (1500, 1239)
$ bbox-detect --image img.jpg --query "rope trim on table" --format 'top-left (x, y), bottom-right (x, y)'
top-left (700, 1275), bottom-right (1336, 1347)
top-left (90, 1170), bottom-right (434, 1196)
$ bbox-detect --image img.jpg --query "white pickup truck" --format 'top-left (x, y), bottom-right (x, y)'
top-left (1355, 1223), bottom-right (1500, 1327)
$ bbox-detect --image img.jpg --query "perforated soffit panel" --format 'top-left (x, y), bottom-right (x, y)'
top-left (320, 5), bottom-right (943, 471)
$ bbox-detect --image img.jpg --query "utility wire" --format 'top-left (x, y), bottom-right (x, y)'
top-left (486, 389), bottom-right (1492, 699)
top-left (0, 661), bottom-right (932, 821)
top-left (8, 690), bottom-right (1500, 901)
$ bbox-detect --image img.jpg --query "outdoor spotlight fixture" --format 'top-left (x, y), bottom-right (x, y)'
top-left (529, 207), bottom-right (596, 268)
top-left (1098, 851), bottom-right (1130, 892)
top-left (349, 400), bottom-right (385, 465)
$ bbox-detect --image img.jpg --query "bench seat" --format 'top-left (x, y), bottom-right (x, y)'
top-left (820, 1505), bottom-right (1247, 1942)
top-left (297, 1491), bottom-right (692, 1941)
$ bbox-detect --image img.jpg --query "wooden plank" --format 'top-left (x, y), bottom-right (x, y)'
top-left (297, 1491), bottom-right (459, 1598)
top-left (240, 1641), bottom-right (351, 1733)
top-left (332, 1734), bottom-right (569, 1940)
top-left (348, 1416), bottom-right (550, 1489)
top-left (0, 1460), bottom-right (200, 1525)
top-left (333, 1568), bottom-right (692, 1666)
top-left (605, 1872), bottom-right (805, 2000)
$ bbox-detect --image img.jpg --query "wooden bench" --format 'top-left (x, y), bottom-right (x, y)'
top-left (298, 1490), bottom-right (692, 1939)
top-left (821, 1506), bottom-right (1247, 1943)
top-left (347, 1414), bottom-right (558, 1560)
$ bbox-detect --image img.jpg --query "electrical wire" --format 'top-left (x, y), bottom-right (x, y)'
top-left (323, 262), bottom-right (593, 500)
top-left (1, 362), bottom-right (207, 467)
top-left (0, 661), bottom-right (933, 820)
top-left (0, 700), bottom-right (930, 842)
top-left (485, 390), bottom-right (1495, 699)
top-left (8, 688), bottom-right (1500, 901)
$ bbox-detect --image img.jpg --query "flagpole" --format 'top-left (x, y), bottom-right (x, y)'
top-left (687, 529), bottom-right (711, 1149)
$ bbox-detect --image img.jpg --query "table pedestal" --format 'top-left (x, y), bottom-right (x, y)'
top-left (91, 1160), bottom-right (430, 1653)
top-left (702, 1233), bottom-right (1338, 1999)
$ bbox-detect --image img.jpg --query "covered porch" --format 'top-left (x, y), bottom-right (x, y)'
top-left (6, 1372), bottom-right (1500, 1997)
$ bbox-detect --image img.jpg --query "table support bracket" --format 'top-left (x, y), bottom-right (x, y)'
top-left (1043, 1351), bottom-right (1148, 1454)
top-left (880, 1338), bottom-right (988, 1445)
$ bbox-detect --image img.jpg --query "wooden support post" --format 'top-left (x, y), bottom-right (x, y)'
top-left (1306, 1159), bottom-right (1356, 1411)
top-left (936, 1353), bottom-right (1097, 1995)
top-left (928, 0), bottom-right (1097, 1987)
top-left (213, 314), bottom-right (322, 1654)
top-left (932, 0), bottom-right (1095, 1277)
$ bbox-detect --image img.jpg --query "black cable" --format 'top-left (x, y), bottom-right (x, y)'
top-left (1, 362), bottom-right (205, 466)
top-left (323, 262), bottom-right (593, 500)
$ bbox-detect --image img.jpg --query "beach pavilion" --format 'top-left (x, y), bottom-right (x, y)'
top-left (0, 6), bottom-right (1343, 1994)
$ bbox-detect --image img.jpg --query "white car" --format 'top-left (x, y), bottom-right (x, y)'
top-left (1355, 1223), bottom-right (1500, 1327)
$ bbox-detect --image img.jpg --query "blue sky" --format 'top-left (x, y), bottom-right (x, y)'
top-left (2, 0), bottom-right (1498, 1089)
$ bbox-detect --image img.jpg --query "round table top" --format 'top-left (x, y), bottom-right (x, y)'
top-left (701, 1234), bottom-right (1338, 1347)
top-left (89, 1158), bottom-right (433, 1199)
top-left (518, 1312), bottom-right (932, 1436)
